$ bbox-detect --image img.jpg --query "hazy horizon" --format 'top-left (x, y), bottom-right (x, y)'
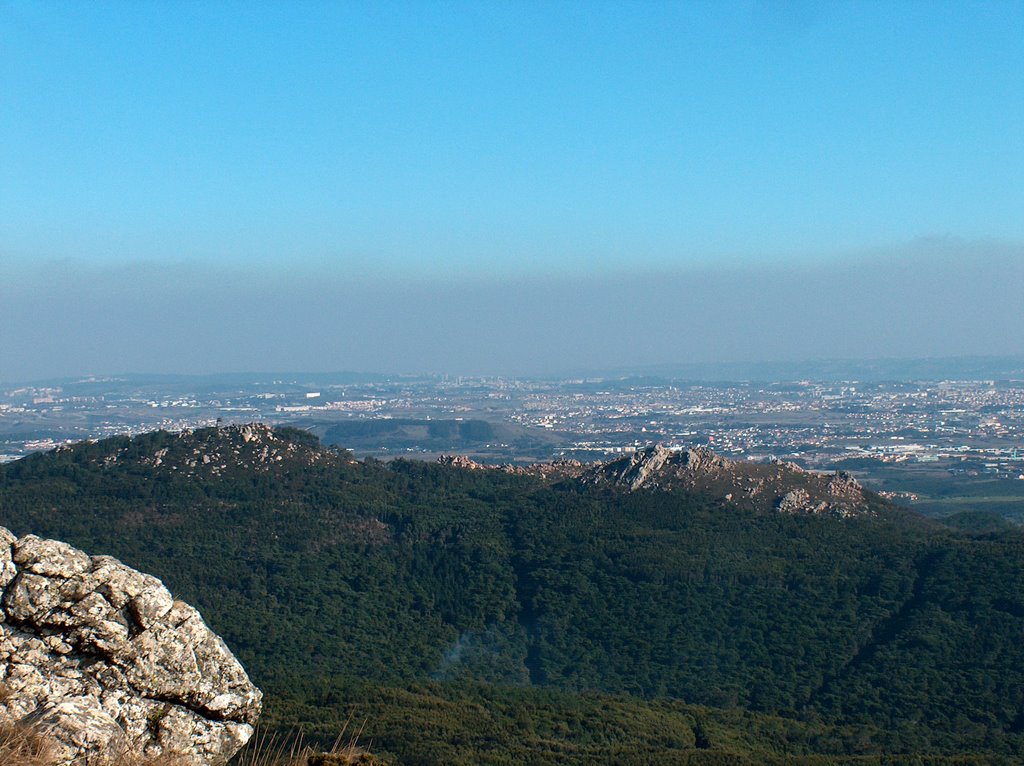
top-left (3, 238), bottom-right (1022, 382)
top-left (2, 3), bottom-right (1022, 380)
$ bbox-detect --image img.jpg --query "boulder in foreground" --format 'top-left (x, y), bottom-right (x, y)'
top-left (0, 526), bottom-right (262, 765)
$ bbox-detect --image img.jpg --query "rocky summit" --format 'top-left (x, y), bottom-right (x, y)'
top-left (0, 527), bottom-right (261, 765)
top-left (579, 445), bottom-right (872, 517)
top-left (68, 422), bottom-right (344, 479)
top-left (441, 444), bottom-right (875, 518)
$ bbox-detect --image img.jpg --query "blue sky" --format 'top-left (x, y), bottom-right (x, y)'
top-left (1, 2), bottom-right (1022, 377)
top-left (4, 0), bottom-right (1022, 273)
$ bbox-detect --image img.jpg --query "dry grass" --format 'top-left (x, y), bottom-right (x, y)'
top-left (0, 721), bottom-right (382, 766)
top-left (231, 718), bottom-right (381, 766)
top-left (0, 722), bottom-right (60, 766)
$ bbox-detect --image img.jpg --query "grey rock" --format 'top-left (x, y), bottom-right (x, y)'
top-left (25, 696), bottom-right (127, 764)
top-left (776, 488), bottom-right (813, 513)
top-left (437, 455), bottom-right (487, 471)
top-left (0, 526), bottom-right (261, 765)
top-left (0, 528), bottom-right (18, 589)
top-left (12, 536), bottom-right (92, 578)
top-left (570, 445), bottom-right (873, 518)
top-left (582, 445), bottom-right (733, 491)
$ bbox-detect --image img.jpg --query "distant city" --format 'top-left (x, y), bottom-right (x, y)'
top-left (0, 372), bottom-right (1020, 472)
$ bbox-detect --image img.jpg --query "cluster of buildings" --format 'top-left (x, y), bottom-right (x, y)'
top-left (2, 377), bottom-right (1022, 477)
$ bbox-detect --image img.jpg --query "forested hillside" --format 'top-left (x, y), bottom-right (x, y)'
top-left (1, 425), bottom-right (1021, 764)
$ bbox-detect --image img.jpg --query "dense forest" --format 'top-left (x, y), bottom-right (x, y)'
top-left (0, 425), bottom-right (1021, 764)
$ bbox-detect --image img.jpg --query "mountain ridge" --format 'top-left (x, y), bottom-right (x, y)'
top-left (441, 442), bottom-right (880, 518)
top-left (45, 423), bottom-right (883, 518)
top-left (61, 422), bottom-right (346, 477)
top-left (1, 424), bottom-right (1021, 763)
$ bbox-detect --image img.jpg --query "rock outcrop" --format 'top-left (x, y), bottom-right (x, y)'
top-left (434, 442), bottom-right (880, 520)
top-left (437, 454), bottom-right (587, 482)
top-left (74, 422), bottom-right (340, 479)
top-left (438, 444), bottom-right (877, 519)
top-left (577, 445), bottom-right (872, 517)
top-left (580, 445), bottom-right (732, 490)
top-left (0, 527), bottom-right (261, 765)
top-left (436, 455), bottom-right (488, 471)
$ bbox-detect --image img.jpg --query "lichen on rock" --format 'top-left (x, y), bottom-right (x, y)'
top-left (0, 526), bottom-right (261, 765)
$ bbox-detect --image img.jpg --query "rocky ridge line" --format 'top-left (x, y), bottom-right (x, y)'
top-left (440, 444), bottom-right (873, 518)
top-left (59, 422), bottom-right (347, 479)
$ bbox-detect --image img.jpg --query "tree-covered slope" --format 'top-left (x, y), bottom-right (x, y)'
top-left (1, 425), bottom-right (1021, 762)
